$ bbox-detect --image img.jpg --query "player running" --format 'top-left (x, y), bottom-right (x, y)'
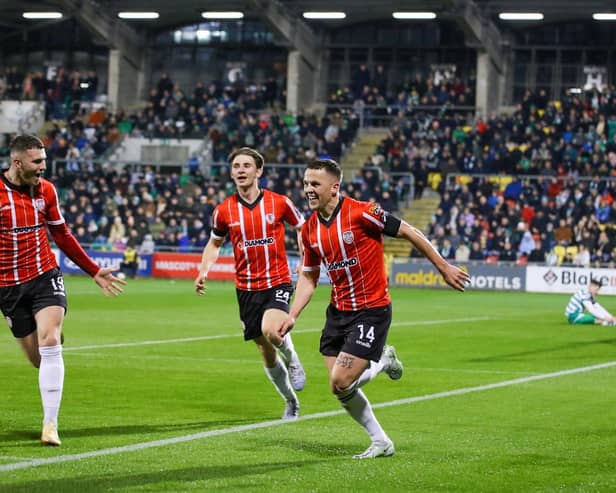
top-left (195, 147), bottom-right (306, 420)
top-left (0, 135), bottom-right (125, 446)
top-left (276, 159), bottom-right (469, 458)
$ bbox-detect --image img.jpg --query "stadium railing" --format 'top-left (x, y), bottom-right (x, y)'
top-left (326, 103), bottom-right (476, 128)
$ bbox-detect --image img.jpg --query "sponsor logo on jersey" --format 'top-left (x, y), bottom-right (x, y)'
top-left (327, 257), bottom-right (358, 271)
top-left (342, 230), bottom-right (354, 244)
top-left (2, 223), bottom-right (44, 234)
top-left (243, 237), bottom-right (275, 247)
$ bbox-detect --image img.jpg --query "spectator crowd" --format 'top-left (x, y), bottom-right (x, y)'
top-left (390, 86), bottom-right (616, 266)
top-left (4, 62), bottom-right (616, 266)
top-left (423, 174), bottom-right (616, 267)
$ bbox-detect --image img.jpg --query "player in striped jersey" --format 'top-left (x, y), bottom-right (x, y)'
top-left (565, 278), bottom-right (615, 325)
top-left (194, 147), bottom-right (306, 420)
top-left (0, 135), bottom-right (125, 446)
top-left (276, 159), bottom-right (470, 458)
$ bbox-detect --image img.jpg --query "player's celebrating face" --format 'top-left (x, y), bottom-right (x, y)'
top-left (10, 146), bottom-right (47, 187)
top-left (303, 167), bottom-right (340, 215)
top-left (231, 153), bottom-right (262, 190)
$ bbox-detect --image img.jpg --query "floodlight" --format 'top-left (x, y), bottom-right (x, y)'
top-left (118, 12), bottom-right (160, 19)
top-left (593, 13), bottom-right (616, 20)
top-left (302, 12), bottom-right (346, 19)
top-left (202, 12), bottom-right (244, 19)
top-left (23, 12), bottom-right (63, 19)
top-left (498, 13), bottom-right (544, 21)
top-left (393, 12), bottom-right (437, 20)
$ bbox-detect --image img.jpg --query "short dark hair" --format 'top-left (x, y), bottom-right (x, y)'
top-left (9, 135), bottom-right (44, 156)
top-left (228, 147), bottom-right (265, 169)
top-left (306, 159), bottom-right (343, 180)
top-left (590, 278), bottom-right (604, 287)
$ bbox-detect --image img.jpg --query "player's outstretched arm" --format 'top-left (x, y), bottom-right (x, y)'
top-left (397, 220), bottom-right (470, 292)
top-left (585, 300), bottom-right (615, 323)
top-left (94, 267), bottom-right (126, 296)
top-left (194, 236), bottom-right (224, 295)
top-left (50, 222), bottom-right (126, 295)
top-left (294, 227), bottom-right (304, 275)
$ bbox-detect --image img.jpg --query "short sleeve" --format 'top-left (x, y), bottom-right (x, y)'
top-left (360, 203), bottom-right (401, 237)
top-left (301, 224), bottom-right (321, 271)
top-left (210, 205), bottom-right (228, 239)
top-left (282, 197), bottom-right (305, 229)
top-left (44, 182), bottom-right (65, 226)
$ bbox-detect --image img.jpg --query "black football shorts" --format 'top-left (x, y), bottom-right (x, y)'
top-left (0, 268), bottom-right (68, 338)
top-left (320, 303), bottom-right (392, 362)
top-left (236, 283), bottom-right (293, 341)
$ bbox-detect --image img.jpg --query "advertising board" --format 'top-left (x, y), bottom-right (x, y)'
top-left (390, 261), bottom-right (525, 291)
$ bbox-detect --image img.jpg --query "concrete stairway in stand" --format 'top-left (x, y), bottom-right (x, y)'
top-left (340, 126), bottom-right (389, 177)
top-left (339, 126), bottom-right (441, 259)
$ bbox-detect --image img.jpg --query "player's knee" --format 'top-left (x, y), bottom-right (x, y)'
top-left (331, 376), bottom-right (357, 396)
top-left (39, 330), bottom-right (62, 347)
top-left (333, 381), bottom-right (358, 402)
top-left (262, 327), bottom-right (282, 347)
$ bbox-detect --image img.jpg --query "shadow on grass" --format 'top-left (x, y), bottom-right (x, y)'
top-left (0, 418), bottom-right (258, 447)
top-left (468, 337), bottom-right (616, 363)
top-left (0, 460), bottom-right (324, 493)
top-left (261, 435), bottom-right (361, 458)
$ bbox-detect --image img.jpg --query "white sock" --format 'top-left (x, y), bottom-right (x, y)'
top-left (264, 358), bottom-right (297, 402)
top-left (39, 345), bottom-right (64, 426)
top-left (356, 360), bottom-right (385, 388)
top-left (277, 334), bottom-right (296, 363)
top-left (338, 387), bottom-right (388, 444)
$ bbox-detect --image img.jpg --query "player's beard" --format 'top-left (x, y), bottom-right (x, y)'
top-left (17, 168), bottom-right (41, 187)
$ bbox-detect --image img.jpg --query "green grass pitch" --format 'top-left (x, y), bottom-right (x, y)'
top-left (0, 277), bottom-right (615, 492)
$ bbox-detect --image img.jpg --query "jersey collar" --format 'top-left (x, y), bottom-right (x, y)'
top-left (317, 196), bottom-right (344, 227)
top-left (236, 189), bottom-right (264, 210)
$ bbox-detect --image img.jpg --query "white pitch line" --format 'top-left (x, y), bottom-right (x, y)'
top-left (63, 317), bottom-right (491, 352)
top-left (1, 358), bottom-right (614, 473)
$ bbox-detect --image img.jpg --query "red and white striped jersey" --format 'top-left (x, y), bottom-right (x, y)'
top-left (0, 175), bottom-right (63, 286)
top-left (211, 189), bottom-right (305, 291)
top-left (302, 196), bottom-right (391, 311)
